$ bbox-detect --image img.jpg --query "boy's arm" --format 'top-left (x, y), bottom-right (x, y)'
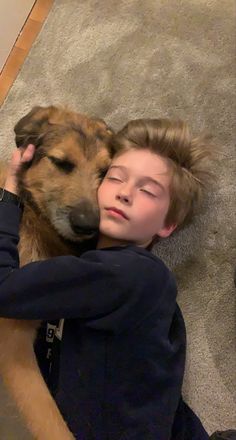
top-left (0, 203), bottom-right (174, 332)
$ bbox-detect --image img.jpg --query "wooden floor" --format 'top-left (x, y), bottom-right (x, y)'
top-left (0, 0), bottom-right (54, 106)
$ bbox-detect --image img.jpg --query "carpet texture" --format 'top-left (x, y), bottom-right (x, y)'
top-left (0, 0), bottom-right (235, 437)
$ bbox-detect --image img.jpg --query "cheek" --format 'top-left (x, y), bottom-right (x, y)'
top-left (133, 200), bottom-right (154, 223)
top-left (137, 199), bottom-right (167, 226)
top-left (97, 181), bottom-right (107, 204)
top-left (97, 186), bottom-right (102, 204)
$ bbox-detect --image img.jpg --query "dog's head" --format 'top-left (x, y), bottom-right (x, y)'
top-left (15, 105), bottom-right (113, 242)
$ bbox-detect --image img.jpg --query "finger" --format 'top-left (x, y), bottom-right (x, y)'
top-left (22, 144), bottom-right (36, 162)
top-left (11, 149), bottom-right (22, 167)
top-left (6, 149), bottom-right (22, 179)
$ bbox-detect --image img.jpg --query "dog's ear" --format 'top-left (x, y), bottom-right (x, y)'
top-left (91, 117), bottom-right (114, 136)
top-left (14, 106), bottom-right (58, 148)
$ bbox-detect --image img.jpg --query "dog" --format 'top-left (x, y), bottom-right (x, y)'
top-left (0, 105), bottom-right (113, 440)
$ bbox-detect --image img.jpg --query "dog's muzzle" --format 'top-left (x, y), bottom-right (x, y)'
top-left (69, 199), bottom-right (100, 236)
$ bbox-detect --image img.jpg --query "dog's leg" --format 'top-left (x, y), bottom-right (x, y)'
top-left (0, 319), bottom-right (75, 440)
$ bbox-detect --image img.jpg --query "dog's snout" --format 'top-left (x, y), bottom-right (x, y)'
top-left (69, 199), bottom-right (100, 236)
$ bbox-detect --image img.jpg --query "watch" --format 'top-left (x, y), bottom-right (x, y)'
top-left (0, 187), bottom-right (23, 208)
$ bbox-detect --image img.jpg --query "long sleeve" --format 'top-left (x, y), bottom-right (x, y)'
top-left (0, 203), bottom-right (175, 333)
top-left (0, 203), bottom-right (190, 439)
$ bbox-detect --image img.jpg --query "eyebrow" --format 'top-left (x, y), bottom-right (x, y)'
top-left (109, 165), bottom-right (166, 192)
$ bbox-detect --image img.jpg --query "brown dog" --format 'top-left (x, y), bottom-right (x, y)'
top-left (0, 106), bottom-right (113, 440)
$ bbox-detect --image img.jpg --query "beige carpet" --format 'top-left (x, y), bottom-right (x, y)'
top-left (0, 0), bottom-right (235, 437)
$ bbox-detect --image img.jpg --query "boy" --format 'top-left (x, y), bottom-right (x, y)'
top-left (0, 119), bottom-right (211, 439)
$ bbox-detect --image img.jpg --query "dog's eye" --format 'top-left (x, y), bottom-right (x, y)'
top-left (48, 156), bottom-right (75, 173)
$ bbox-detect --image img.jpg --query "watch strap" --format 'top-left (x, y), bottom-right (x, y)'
top-left (0, 187), bottom-right (23, 208)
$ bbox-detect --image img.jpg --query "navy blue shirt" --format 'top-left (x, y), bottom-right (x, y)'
top-left (0, 202), bottom-right (209, 440)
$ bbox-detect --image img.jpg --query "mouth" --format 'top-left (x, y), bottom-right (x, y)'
top-left (105, 207), bottom-right (129, 220)
top-left (71, 226), bottom-right (98, 237)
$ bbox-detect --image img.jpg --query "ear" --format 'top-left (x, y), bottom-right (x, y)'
top-left (14, 105), bottom-right (58, 149)
top-left (91, 117), bottom-right (114, 136)
top-left (156, 223), bottom-right (177, 238)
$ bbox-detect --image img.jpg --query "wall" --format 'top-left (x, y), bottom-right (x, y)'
top-left (0, 0), bottom-right (36, 71)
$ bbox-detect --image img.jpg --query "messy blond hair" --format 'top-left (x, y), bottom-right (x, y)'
top-left (109, 118), bottom-right (215, 233)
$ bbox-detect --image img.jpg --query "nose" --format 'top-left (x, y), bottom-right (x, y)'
top-left (69, 198), bottom-right (100, 236)
top-left (116, 184), bottom-right (133, 204)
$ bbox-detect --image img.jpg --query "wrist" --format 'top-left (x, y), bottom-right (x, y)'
top-left (4, 177), bottom-right (18, 196)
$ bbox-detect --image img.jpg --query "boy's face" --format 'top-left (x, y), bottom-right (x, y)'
top-left (97, 149), bottom-right (176, 248)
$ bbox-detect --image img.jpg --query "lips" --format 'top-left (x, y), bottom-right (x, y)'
top-left (105, 207), bottom-right (129, 220)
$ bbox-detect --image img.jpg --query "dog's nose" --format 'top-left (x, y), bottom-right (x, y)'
top-left (69, 199), bottom-right (100, 236)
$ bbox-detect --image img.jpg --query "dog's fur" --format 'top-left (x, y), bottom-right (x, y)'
top-left (0, 106), bottom-right (113, 440)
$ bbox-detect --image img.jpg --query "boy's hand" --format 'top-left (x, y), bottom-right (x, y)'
top-left (4, 144), bottom-right (35, 195)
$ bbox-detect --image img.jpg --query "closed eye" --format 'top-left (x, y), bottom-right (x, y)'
top-left (48, 156), bottom-right (75, 173)
top-left (107, 176), bottom-right (156, 194)
top-left (140, 189), bottom-right (157, 197)
top-left (107, 177), bottom-right (123, 182)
